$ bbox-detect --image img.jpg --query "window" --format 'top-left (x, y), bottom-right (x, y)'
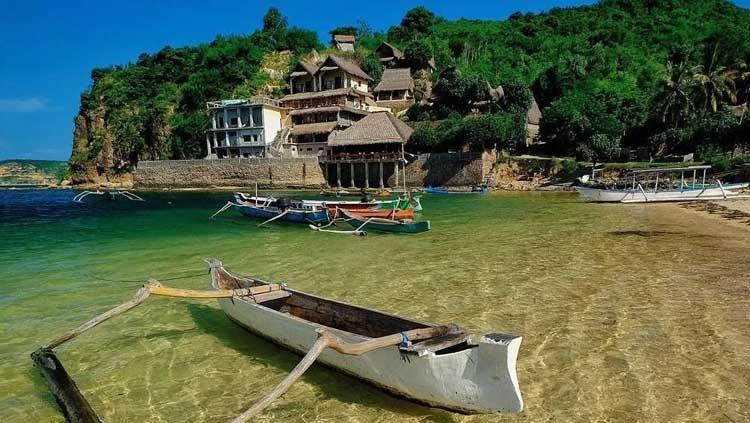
top-left (243, 135), bottom-right (253, 143)
top-left (252, 108), bottom-right (263, 126)
top-left (241, 108), bottom-right (251, 126)
top-left (335, 76), bottom-right (342, 89)
top-left (218, 116), bottom-right (225, 128)
top-left (228, 109), bottom-right (238, 127)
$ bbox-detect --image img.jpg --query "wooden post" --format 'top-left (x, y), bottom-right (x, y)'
top-left (336, 163), bottom-right (341, 188)
top-left (394, 160), bottom-right (399, 187)
top-left (350, 162), bottom-right (355, 188)
top-left (379, 161), bottom-right (384, 189)
top-left (364, 162), bottom-right (370, 189)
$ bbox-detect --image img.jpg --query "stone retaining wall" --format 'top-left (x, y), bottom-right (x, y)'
top-left (134, 158), bottom-right (326, 188)
top-left (398, 152), bottom-right (488, 187)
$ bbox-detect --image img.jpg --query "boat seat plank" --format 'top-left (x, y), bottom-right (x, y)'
top-left (400, 332), bottom-right (471, 356)
top-left (247, 290), bottom-right (291, 304)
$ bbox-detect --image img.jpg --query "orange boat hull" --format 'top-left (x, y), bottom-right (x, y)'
top-left (335, 207), bottom-right (415, 219)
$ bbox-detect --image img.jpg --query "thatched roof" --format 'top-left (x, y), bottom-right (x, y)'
top-left (290, 121), bottom-right (338, 136)
top-left (289, 61), bottom-right (318, 77)
top-left (280, 87), bottom-right (371, 102)
top-left (319, 56), bottom-right (372, 81)
top-left (289, 105), bottom-right (369, 117)
top-left (376, 42), bottom-right (404, 61)
top-left (373, 68), bottom-right (414, 92)
top-left (329, 112), bottom-right (413, 146)
top-left (333, 34), bottom-right (355, 43)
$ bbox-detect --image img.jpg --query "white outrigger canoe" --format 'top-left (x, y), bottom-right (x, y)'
top-left (32, 260), bottom-right (522, 421)
top-left (576, 165), bottom-right (749, 203)
top-left (208, 259), bottom-right (524, 414)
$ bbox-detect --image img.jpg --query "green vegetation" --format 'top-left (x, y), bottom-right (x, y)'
top-left (71, 1), bottom-right (750, 179)
top-left (0, 160), bottom-right (68, 184)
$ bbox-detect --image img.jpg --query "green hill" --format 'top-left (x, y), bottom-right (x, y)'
top-left (70, 1), bottom-right (750, 183)
top-left (0, 160), bottom-right (68, 185)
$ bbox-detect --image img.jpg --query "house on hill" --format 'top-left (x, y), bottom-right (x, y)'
top-left (323, 111), bottom-right (412, 188)
top-left (279, 55), bottom-right (374, 157)
top-left (332, 34), bottom-right (356, 52)
top-left (373, 68), bottom-right (415, 109)
top-left (375, 42), bottom-right (405, 68)
top-left (204, 98), bottom-right (286, 159)
top-left (288, 61), bottom-right (319, 93)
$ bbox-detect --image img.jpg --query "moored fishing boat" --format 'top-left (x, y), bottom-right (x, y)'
top-left (339, 208), bottom-right (431, 233)
top-left (231, 195), bottom-right (329, 225)
top-left (576, 165), bottom-right (749, 203)
top-left (332, 206), bottom-right (415, 220)
top-left (208, 259), bottom-right (523, 414)
top-left (425, 186), bottom-right (490, 195)
top-left (237, 193), bottom-right (422, 212)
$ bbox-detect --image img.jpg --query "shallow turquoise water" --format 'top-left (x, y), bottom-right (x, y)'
top-left (1, 189), bottom-right (749, 422)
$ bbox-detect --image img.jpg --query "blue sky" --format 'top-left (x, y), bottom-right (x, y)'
top-left (0, 0), bottom-right (748, 161)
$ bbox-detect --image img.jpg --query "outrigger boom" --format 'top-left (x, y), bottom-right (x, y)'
top-left (32, 260), bottom-right (522, 422)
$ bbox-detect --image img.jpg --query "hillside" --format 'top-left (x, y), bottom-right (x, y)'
top-left (70, 1), bottom-right (750, 183)
top-left (0, 160), bottom-right (68, 185)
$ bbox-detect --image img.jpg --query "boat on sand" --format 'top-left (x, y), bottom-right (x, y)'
top-left (576, 165), bottom-right (749, 203)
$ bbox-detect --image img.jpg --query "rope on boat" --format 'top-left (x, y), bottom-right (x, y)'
top-left (210, 201), bottom-right (235, 220)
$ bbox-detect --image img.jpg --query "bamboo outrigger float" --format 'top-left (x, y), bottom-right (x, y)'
top-left (32, 260), bottom-right (523, 422)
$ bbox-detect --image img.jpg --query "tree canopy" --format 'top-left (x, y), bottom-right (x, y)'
top-left (71, 1), bottom-right (750, 174)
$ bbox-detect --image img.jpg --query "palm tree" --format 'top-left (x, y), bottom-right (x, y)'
top-left (692, 45), bottom-right (737, 113)
top-left (652, 59), bottom-right (697, 128)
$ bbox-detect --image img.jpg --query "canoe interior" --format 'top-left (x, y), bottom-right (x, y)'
top-left (213, 267), bottom-right (431, 338)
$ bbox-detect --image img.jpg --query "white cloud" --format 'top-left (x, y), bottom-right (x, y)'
top-left (0, 98), bottom-right (47, 112)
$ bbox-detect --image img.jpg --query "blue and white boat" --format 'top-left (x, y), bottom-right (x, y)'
top-left (233, 195), bottom-right (330, 225)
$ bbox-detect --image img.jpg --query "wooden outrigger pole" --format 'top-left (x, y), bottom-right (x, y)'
top-left (33, 279), bottom-right (451, 422)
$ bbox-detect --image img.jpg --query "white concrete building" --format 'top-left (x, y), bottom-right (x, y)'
top-left (205, 98), bottom-right (287, 159)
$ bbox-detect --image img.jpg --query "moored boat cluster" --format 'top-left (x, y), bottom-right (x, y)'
top-left (211, 189), bottom-right (431, 234)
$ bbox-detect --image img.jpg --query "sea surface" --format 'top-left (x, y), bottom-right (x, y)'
top-left (1, 189), bottom-right (748, 422)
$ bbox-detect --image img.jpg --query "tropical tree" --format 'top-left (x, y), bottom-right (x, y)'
top-left (692, 45), bottom-right (737, 113)
top-left (651, 59), bottom-right (698, 128)
top-left (262, 7), bottom-right (287, 33)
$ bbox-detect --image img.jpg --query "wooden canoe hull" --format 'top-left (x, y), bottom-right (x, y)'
top-left (209, 262), bottom-right (523, 414)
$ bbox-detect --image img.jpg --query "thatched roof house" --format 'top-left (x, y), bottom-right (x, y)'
top-left (375, 42), bottom-right (405, 65)
top-left (373, 68), bottom-right (416, 106)
top-left (333, 34), bottom-right (356, 52)
top-left (374, 68), bottom-right (414, 93)
top-left (319, 55), bottom-right (372, 81)
top-left (329, 112), bottom-right (413, 149)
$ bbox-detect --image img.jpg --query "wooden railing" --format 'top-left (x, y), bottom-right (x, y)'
top-left (319, 152), bottom-right (403, 163)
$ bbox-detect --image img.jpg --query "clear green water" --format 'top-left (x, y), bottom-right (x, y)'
top-left (1, 190), bottom-right (749, 422)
